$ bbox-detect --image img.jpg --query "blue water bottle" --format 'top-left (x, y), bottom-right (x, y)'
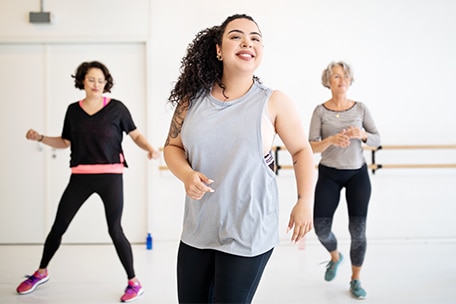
top-left (146, 233), bottom-right (153, 250)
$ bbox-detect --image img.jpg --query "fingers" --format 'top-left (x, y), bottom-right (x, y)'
top-left (188, 185), bottom-right (214, 200)
top-left (25, 129), bottom-right (32, 139)
top-left (288, 219), bottom-right (313, 244)
top-left (335, 133), bottom-right (350, 148)
top-left (25, 129), bottom-right (39, 141)
top-left (147, 150), bottom-right (161, 160)
top-left (186, 176), bottom-right (215, 200)
top-left (153, 150), bottom-right (161, 159)
top-left (345, 126), bottom-right (363, 139)
top-left (290, 224), bottom-right (312, 244)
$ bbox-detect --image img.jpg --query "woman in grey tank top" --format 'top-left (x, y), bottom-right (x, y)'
top-left (164, 14), bottom-right (315, 304)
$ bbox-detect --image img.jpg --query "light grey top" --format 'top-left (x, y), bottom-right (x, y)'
top-left (180, 81), bottom-right (279, 257)
top-left (309, 102), bottom-right (381, 169)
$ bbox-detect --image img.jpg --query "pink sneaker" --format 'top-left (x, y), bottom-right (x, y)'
top-left (120, 279), bottom-right (144, 303)
top-left (16, 270), bottom-right (49, 295)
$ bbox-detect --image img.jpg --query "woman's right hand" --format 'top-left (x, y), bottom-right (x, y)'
top-left (183, 171), bottom-right (215, 200)
top-left (26, 129), bottom-right (41, 141)
top-left (331, 129), bottom-right (351, 148)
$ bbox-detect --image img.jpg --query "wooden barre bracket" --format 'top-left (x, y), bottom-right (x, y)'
top-left (366, 144), bottom-right (456, 151)
top-left (370, 164), bottom-right (456, 170)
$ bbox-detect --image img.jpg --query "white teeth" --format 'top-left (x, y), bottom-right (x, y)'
top-left (238, 53), bottom-right (252, 58)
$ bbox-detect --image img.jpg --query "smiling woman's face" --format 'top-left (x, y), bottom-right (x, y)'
top-left (217, 18), bottom-right (264, 74)
top-left (329, 65), bottom-right (352, 94)
top-left (83, 68), bottom-right (107, 97)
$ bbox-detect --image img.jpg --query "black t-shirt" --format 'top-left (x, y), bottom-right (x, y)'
top-left (61, 99), bottom-right (136, 168)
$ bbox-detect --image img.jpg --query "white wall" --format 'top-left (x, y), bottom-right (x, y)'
top-left (148, 0), bottom-right (456, 242)
top-left (1, 0), bottom-right (455, 243)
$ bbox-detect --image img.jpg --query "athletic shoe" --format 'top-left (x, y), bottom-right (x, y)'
top-left (324, 252), bottom-right (343, 281)
top-left (120, 279), bottom-right (144, 303)
top-left (16, 270), bottom-right (49, 295)
top-left (350, 279), bottom-right (367, 299)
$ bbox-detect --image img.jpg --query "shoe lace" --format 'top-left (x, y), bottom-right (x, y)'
top-left (322, 260), bottom-right (335, 270)
top-left (351, 280), bottom-right (361, 288)
top-left (124, 283), bottom-right (138, 294)
top-left (23, 274), bottom-right (39, 283)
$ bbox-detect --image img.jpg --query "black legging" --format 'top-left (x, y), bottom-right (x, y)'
top-left (177, 241), bottom-right (273, 304)
top-left (313, 164), bottom-right (371, 267)
top-left (39, 174), bottom-right (136, 279)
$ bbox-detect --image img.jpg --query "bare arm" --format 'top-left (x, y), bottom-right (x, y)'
top-left (163, 104), bottom-right (213, 200)
top-left (129, 129), bottom-right (160, 160)
top-left (269, 91), bottom-right (315, 243)
top-left (26, 128), bottom-right (70, 149)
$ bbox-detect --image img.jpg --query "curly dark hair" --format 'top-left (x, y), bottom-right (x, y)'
top-left (168, 14), bottom-right (261, 109)
top-left (71, 61), bottom-right (114, 93)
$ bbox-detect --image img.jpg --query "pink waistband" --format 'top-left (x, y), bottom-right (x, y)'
top-left (71, 163), bottom-right (124, 174)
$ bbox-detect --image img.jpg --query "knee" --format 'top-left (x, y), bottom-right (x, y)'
top-left (49, 221), bottom-right (70, 237)
top-left (349, 216), bottom-right (367, 240)
top-left (314, 217), bottom-right (333, 238)
top-left (108, 224), bottom-right (124, 239)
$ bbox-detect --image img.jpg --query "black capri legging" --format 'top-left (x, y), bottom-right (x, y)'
top-left (39, 174), bottom-right (136, 279)
top-left (177, 241), bottom-right (273, 304)
top-left (313, 164), bottom-right (371, 266)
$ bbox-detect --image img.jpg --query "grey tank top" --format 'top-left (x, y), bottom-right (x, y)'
top-left (180, 81), bottom-right (279, 257)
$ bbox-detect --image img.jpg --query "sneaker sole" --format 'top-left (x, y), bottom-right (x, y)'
top-left (17, 276), bottom-right (49, 295)
top-left (350, 293), bottom-right (366, 300)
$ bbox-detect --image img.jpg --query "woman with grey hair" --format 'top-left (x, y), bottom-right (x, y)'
top-left (308, 61), bottom-right (380, 299)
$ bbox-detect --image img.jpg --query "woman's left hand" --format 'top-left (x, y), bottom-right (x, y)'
top-left (287, 202), bottom-right (313, 244)
top-left (346, 126), bottom-right (366, 140)
top-left (147, 149), bottom-right (161, 160)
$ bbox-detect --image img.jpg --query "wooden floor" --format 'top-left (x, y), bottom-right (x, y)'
top-left (0, 239), bottom-right (455, 304)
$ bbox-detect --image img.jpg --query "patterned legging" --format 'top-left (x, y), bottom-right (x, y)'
top-left (39, 174), bottom-right (136, 279)
top-left (313, 164), bottom-right (371, 267)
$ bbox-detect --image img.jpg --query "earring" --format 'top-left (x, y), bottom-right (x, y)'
top-left (216, 54), bottom-right (223, 61)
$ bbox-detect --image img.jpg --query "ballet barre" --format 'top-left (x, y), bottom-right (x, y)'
top-left (158, 145), bottom-right (456, 174)
top-left (365, 144), bottom-right (456, 173)
top-left (273, 144), bottom-right (456, 174)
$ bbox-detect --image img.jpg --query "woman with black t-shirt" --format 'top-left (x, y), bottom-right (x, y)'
top-left (17, 61), bottom-right (160, 303)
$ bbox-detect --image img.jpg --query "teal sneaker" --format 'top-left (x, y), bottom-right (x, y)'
top-left (350, 279), bottom-right (367, 299)
top-left (324, 252), bottom-right (343, 281)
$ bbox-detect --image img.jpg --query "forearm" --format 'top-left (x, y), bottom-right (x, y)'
top-left (132, 132), bottom-right (154, 153)
top-left (292, 147), bottom-right (315, 205)
top-left (39, 135), bottom-right (70, 149)
top-left (310, 137), bottom-right (332, 153)
top-left (163, 145), bottom-right (193, 182)
top-left (364, 131), bottom-right (381, 147)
